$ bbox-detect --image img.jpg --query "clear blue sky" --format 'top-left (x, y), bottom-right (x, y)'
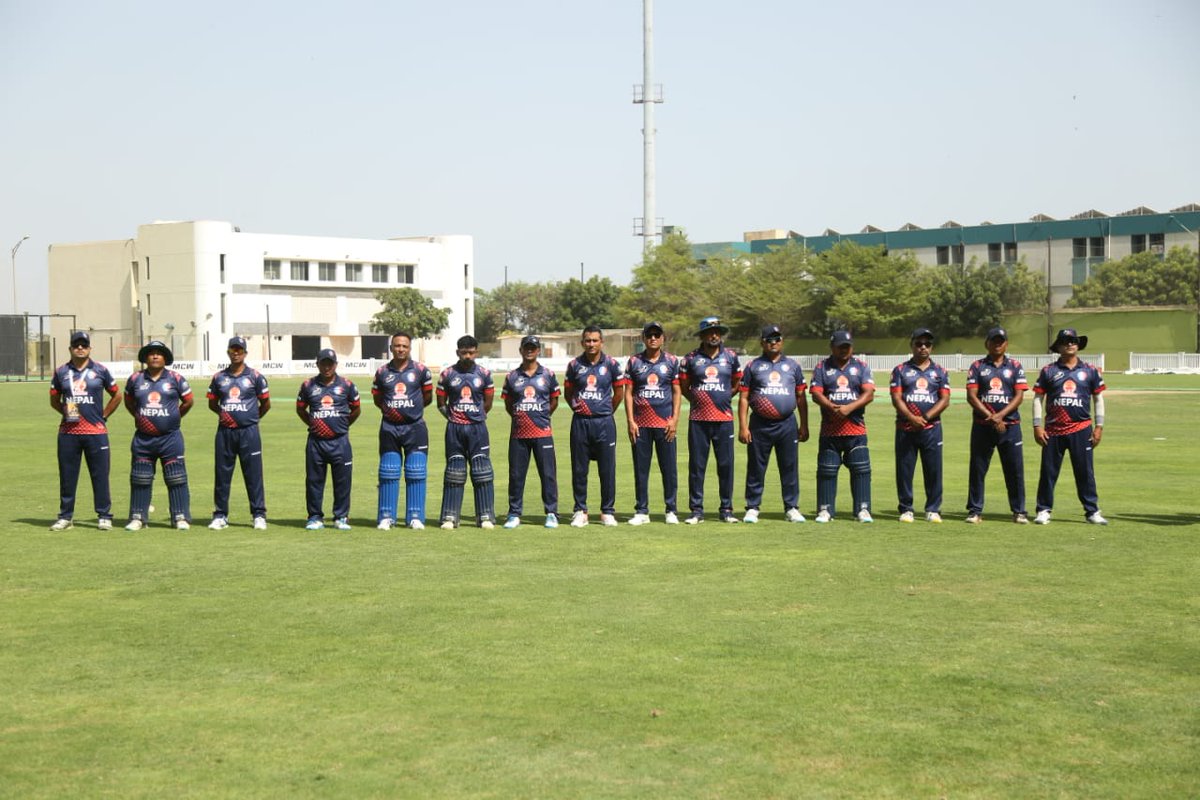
top-left (3, 0), bottom-right (1198, 315)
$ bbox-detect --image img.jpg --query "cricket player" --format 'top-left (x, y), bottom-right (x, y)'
top-left (563, 326), bottom-right (625, 527)
top-left (296, 348), bottom-right (361, 530)
top-left (624, 321), bottom-right (681, 525)
top-left (809, 330), bottom-right (875, 523)
top-left (889, 327), bottom-right (950, 523)
top-left (123, 340), bottom-right (194, 530)
top-left (679, 316), bottom-right (742, 524)
top-left (737, 324), bottom-right (809, 523)
top-left (1032, 328), bottom-right (1107, 525)
top-left (206, 336), bottom-right (270, 530)
top-left (437, 335), bottom-right (496, 529)
top-left (48, 330), bottom-right (122, 530)
top-left (964, 327), bottom-right (1028, 524)
top-left (501, 334), bottom-right (560, 529)
top-left (372, 331), bottom-right (433, 530)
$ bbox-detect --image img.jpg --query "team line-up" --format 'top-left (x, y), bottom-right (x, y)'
top-left (47, 317), bottom-right (1108, 533)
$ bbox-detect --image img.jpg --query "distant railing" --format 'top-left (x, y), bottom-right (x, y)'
top-left (1127, 352), bottom-right (1200, 373)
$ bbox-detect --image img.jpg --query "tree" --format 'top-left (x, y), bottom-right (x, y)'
top-left (728, 241), bottom-right (820, 337)
top-left (554, 276), bottom-right (621, 331)
top-left (369, 288), bottom-right (451, 339)
top-left (924, 258), bottom-right (1046, 338)
top-left (808, 243), bottom-right (928, 337)
top-left (1067, 247), bottom-right (1199, 307)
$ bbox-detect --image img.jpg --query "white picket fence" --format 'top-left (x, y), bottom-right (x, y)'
top-left (1127, 352), bottom-right (1200, 374)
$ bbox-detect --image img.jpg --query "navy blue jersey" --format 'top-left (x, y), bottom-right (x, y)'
top-left (502, 364), bottom-right (560, 438)
top-left (810, 358), bottom-right (874, 436)
top-left (625, 351), bottom-right (680, 428)
top-left (50, 360), bottom-right (118, 434)
top-left (680, 347), bottom-right (741, 422)
top-left (437, 363), bottom-right (494, 425)
top-left (125, 369), bottom-right (193, 437)
top-left (207, 367), bottom-right (270, 428)
top-left (372, 359), bottom-right (433, 425)
top-left (564, 353), bottom-right (624, 417)
top-left (965, 356), bottom-right (1028, 425)
top-left (740, 355), bottom-right (806, 420)
top-left (297, 374), bottom-right (361, 439)
top-left (889, 359), bottom-right (951, 431)
top-left (1034, 360), bottom-right (1105, 436)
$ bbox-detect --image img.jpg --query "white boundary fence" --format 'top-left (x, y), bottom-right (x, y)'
top-left (1127, 353), bottom-right (1200, 374)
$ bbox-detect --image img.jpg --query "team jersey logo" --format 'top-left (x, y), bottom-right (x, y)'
top-left (647, 373), bottom-right (660, 387)
top-left (1002, 369), bottom-right (1012, 378)
top-left (394, 384), bottom-right (405, 397)
top-left (147, 391), bottom-right (162, 408)
top-left (989, 377), bottom-right (1003, 391)
top-left (586, 374), bottom-right (597, 389)
top-left (406, 372), bottom-right (415, 382)
top-left (836, 375), bottom-right (849, 390)
top-left (523, 385), bottom-right (536, 400)
top-left (849, 367), bottom-right (859, 376)
top-left (704, 365), bottom-right (718, 381)
top-left (916, 377), bottom-right (929, 391)
top-left (72, 377), bottom-right (87, 394)
top-left (472, 377), bottom-right (481, 387)
top-left (598, 366), bottom-right (607, 376)
top-left (1077, 371), bottom-right (1087, 382)
top-left (320, 395), bottom-right (334, 408)
top-left (229, 386), bottom-right (242, 400)
top-left (1062, 379), bottom-right (1077, 396)
top-left (768, 371), bottom-right (782, 386)
top-left (460, 386), bottom-right (472, 401)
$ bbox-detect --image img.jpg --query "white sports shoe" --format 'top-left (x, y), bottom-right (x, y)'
top-left (306, 518), bottom-right (325, 530)
top-left (684, 514), bottom-right (703, 525)
top-left (965, 513), bottom-right (982, 525)
top-left (544, 513), bottom-right (558, 529)
top-left (409, 519), bottom-right (425, 530)
top-left (856, 509), bottom-right (874, 524)
top-left (925, 512), bottom-right (943, 524)
top-left (49, 518), bottom-right (73, 531)
top-left (252, 517), bottom-right (268, 530)
top-left (628, 513), bottom-right (651, 526)
top-left (1086, 511), bottom-right (1109, 525)
top-left (440, 519), bottom-right (456, 530)
top-left (175, 518), bottom-right (190, 531)
top-left (664, 512), bottom-right (679, 525)
top-left (570, 511), bottom-right (589, 528)
top-left (600, 513), bottom-right (618, 527)
top-left (208, 517), bottom-right (229, 530)
top-left (376, 518), bottom-right (394, 531)
top-left (743, 509), bottom-right (760, 524)
top-left (785, 508), bottom-right (806, 523)
top-left (97, 518), bottom-right (113, 531)
top-left (503, 515), bottom-right (521, 529)
top-left (125, 519), bottom-right (144, 531)
top-left (898, 511), bottom-right (915, 523)
top-left (1034, 510), bottom-right (1051, 525)
top-left (480, 519), bottom-right (495, 530)
top-left (814, 510), bottom-right (832, 524)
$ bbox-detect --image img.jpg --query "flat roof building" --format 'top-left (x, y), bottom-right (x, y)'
top-left (49, 220), bottom-right (474, 367)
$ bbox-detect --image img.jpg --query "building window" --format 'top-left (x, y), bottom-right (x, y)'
top-left (1090, 237), bottom-right (1104, 258)
top-left (987, 243), bottom-right (1002, 264)
top-left (935, 246), bottom-right (949, 266)
top-left (463, 264), bottom-right (470, 290)
top-left (319, 261), bottom-right (336, 281)
top-left (397, 264), bottom-right (415, 284)
top-left (145, 257), bottom-right (151, 280)
top-left (372, 264), bottom-right (389, 282)
top-left (263, 259), bottom-right (281, 280)
top-left (951, 244), bottom-right (964, 265)
top-left (291, 260), bottom-right (309, 281)
top-left (1073, 238), bottom-right (1087, 258)
top-left (1131, 234), bottom-right (1146, 254)
top-left (1004, 242), bottom-right (1017, 263)
top-left (345, 262), bottom-right (363, 282)
top-left (220, 254), bottom-right (226, 284)
top-left (220, 294), bottom-right (226, 332)
top-left (1150, 233), bottom-right (1165, 255)
top-left (146, 294), bottom-right (151, 315)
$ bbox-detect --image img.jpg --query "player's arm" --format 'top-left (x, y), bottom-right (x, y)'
top-left (964, 383), bottom-right (990, 418)
top-left (1091, 393), bottom-right (1105, 447)
top-left (422, 385), bottom-right (433, 406)
top-left (890, 386), bottom-right (923, 427)
top-left (625, 379), bottom-right (639, 442)
top-left (737, 387), bottom-right (751, 444)
top-left (101, 388), bottom-right (121, 421)
top-left (677, 370), bottom-right (692, 403)
top-left (296, 393), bottom-right (312, 427)
top-left (123, 388), bottom-right (138, 417)
top-left (1031, 392), bottom-right (1048, 446)
top-left (503, 387), bottom-right (516, 418)
top-left (925, 386), bottom-right (950, 423)
top-left (840, 383), bottom-right (874, 416)
top-left (666, 381), bottom-right (681, 442)
top-left (258, 397), bottom-right (271, 418)
top-left (549, 394), bottom-right (559, 415)
top-left (179, 391), bottom-right (194, 417)
top-left (49, 381), bottom-right (63, 414)
top-left (483, 388), bottom-right (494, 415)
top-left (348, 401), bottom-right (362, 425)
top-left (611, 380), bottom-right (625, 413)
top-left (796, 385), bottom-right (810, 442)
top-left (372, 389), bottom-right (386, 412)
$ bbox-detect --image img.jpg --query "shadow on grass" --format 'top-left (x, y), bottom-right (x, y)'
top-left (1108, 513), bottom-right (1199, 527)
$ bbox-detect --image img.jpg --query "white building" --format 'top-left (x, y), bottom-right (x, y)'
top-left (48, 220), bottom-right (474, 367)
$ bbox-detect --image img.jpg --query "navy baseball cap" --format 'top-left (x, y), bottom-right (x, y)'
top-left (316, 348), bottom-right (338, 363)
top-left (986, 327), bottom-right (1008, 341)
top-left (642, 321), bottom-right (664, 336)
top-left (830, 330), bottom-right (853, 346)
top-left (695, 316), bottom-right (729, 337)
top-left (137, 340), bottom-right (174, 365)
top-left (911, 327), bottom-right (935, 342)
top-left (519, 334), bottom-right (541, 350)
top-left (70, 331), bottom-right (90, 346)
top-left (760, 324), bottom-right (782, 340)
top-left (228, 336), bottom-right (248, 350)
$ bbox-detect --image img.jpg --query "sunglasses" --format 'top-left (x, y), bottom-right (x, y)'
top-left (763, 336), bottom-right (782, 344)
top-left (913, 340), bottom-right (933, 348)
top-left (71, 342), bottom-right (91, 348)
top-left (644, 331), bottom-right (663, 339)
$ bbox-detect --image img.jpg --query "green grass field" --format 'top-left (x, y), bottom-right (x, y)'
top-left (2, 373), bottom-right (1198, 798)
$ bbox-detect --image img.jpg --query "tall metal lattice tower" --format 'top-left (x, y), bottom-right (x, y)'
top-left (634, 0), bottom-right (663, 250)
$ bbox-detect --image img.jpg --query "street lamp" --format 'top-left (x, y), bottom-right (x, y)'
top-left (10, 235), bottom-right (29, 314)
